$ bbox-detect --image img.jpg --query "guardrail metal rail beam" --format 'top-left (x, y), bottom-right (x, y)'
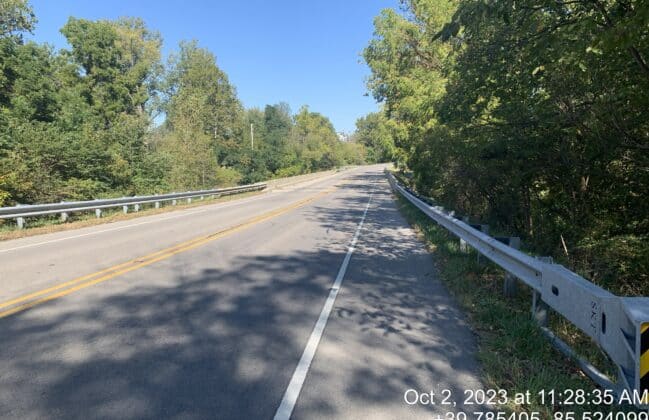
top-left (387, 172), bottom-right (649, 409)
top-left (0, 183), bottom-right (267, 228)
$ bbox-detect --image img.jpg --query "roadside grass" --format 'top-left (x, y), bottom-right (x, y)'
top-left (0, 190), bottom-right (264, 242)
top-left (393, 193), bottom-right (639, 417)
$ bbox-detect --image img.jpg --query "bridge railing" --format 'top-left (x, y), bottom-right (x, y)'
top-left (387, 171), bottom-right (649, 408)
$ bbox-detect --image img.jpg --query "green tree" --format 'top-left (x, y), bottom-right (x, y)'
top-left (0, 0), bottom-right (37, 205)
top-left (353, 112), bottom-right (395, 163)
top-left (292, 106), bottom-right (344, 171)
top-left (1, 14), bottom-right (165, 206)
top-left (162, 40), bottom-right (244, 189)
top-left (262, 102), bottom-right (293, 174)
top-left (0, 3), bottom-right (357, 211)
top-left (364, 0), bottom-right (649, 293)
top-left (56, 17), bottom-right (162, 197)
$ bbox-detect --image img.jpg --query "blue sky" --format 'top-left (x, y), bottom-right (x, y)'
top-left (26, 0), bottom-right (399, 133)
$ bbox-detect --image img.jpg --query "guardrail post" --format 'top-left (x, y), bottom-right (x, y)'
top-left (532, 257), bottom-right (553, 326)
top-left (155, 201), bottom-right (160, 209)
top-left (60, 201), bottom-right (69, 223)
top-left (498, 236), bottom-right (521, 297)
top-left (460, 216), bottom-right (470, 253)
top-left (532, 291), bottom-right (549, 327)
top-left (200, 195), bottom-right (204, 200)
top-left (13, 204), bottom-right (25, 229)
top-left (123, 205), bottom-right (128, 214)
top-left (134, 204), bottom-right (140, 212)
top-left (95, 209), bottom-right (102, 218)
top-left (172, 199), bottom-right (177, 206)
top-left (187, 198), bottom-right (192, 204)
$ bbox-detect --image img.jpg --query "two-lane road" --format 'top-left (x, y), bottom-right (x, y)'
top-left (0, 166), bottom-right (484, 419)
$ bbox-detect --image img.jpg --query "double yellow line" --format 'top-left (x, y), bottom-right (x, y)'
top-left (0, 187), bottom-right (335, 319)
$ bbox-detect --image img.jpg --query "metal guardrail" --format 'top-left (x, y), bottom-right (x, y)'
top-left (0, 183), bottom-right (267, 228)
top-left (387, 172), bottom-right (649, 408)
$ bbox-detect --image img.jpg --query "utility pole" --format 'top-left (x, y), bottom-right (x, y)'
top-left (250, 123), bottom-right (254, 150)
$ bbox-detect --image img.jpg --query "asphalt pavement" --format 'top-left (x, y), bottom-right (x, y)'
top-left (0, 166), bottom-right (484, 419)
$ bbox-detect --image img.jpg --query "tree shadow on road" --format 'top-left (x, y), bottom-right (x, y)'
top-left (292, 173), bottom-right (486, 418)
top-left (0, 172), bottom-right (484, 420)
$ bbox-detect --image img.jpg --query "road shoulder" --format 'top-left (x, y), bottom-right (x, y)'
top-left (291, 174), bottom-right (485, 419)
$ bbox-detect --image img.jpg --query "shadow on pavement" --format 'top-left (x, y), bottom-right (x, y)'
top-left (0, 171), bottom-right (483, 420)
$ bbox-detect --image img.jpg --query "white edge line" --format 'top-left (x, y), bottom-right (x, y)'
top-left (273, 189), bottom-right (374, 420)
top-left (0, 171), bottom-right (348, 255)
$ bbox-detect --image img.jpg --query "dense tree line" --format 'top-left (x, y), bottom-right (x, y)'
top-left (364, 0), bottom-right (648, 294)
top-left (351, 112), bottom-right (398, 164)
top-left (0, 1), bottom-right (373, 208)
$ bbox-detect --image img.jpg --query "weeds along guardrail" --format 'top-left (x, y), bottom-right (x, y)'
top-left (386, 171), bottom-right (649, 409)
top-left (0, 183), bottom-right (267, 229)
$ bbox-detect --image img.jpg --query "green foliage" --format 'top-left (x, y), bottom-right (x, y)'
top-left (0, 0), bottom-right (35, 38)
top-left (352, 112), bottom-right (395, 163)
top-left (364, 0), bottom-right (649, 294)
top-left (160, 41), bottom-right (235, 190)
top-left (339, 142), bottom-right (366, 165)
top-left (274, 164), bottom-right (304, 178)
top-left (292, 106), bottom-right (345, 171)
top-left (214, 166), bottom-right (243, 187)
top-left (262, 103), bottom-right (293, 173)
top-left (0, 3), bottom-right (359, 211)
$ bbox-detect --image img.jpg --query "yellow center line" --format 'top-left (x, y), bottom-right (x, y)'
top-left (0, 187), bottom-right (335, 319)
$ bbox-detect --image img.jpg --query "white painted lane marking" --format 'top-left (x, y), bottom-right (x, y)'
top-left (0, 171), bottom-right (350, 254)
top-left (274, 188), bottom-right (374, 420)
